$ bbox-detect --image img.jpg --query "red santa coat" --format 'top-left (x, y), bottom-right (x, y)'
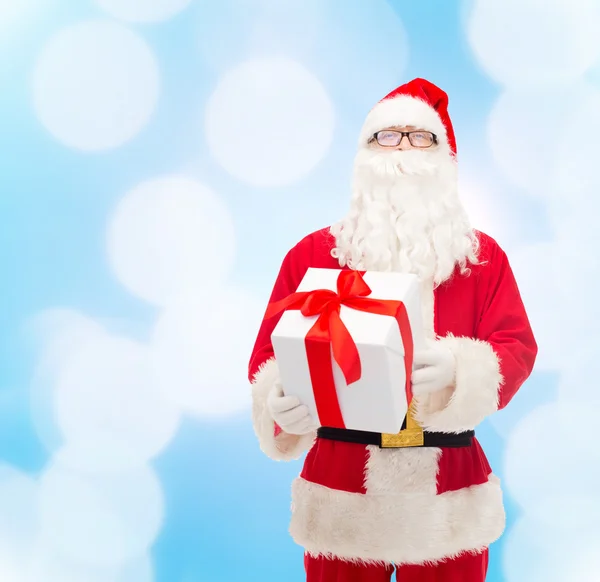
top-left (248, 227), bottom-right (537, 566)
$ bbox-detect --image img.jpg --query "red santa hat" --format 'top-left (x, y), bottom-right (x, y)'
top-left (359, 78), bottom-right (457, 156)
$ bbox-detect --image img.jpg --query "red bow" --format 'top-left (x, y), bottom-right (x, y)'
top-left (267, 270), bottom-right (414, 429)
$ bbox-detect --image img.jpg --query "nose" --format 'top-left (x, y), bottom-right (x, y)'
top-left (397, 135), bottom-right (412, 150)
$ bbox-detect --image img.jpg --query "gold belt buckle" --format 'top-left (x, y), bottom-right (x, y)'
top-left (380, 402), bottom-right (424, 448)
top-left (381, 429), bottom-right (424, 448)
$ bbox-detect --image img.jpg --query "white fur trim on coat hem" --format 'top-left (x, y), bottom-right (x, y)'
top-left (415, 335), bottom-right (503, 433)
top-left (359, 95), bottom-right (449, 150)
top-left (289, 474), bottom-right (505, 566)
top-left (251, 358), bottom-right (315, 461)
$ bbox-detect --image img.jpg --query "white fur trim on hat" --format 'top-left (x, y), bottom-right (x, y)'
top-left (359, 95), bottom-right (448, 148)
top-left (414, 335), bottom-right (503, 433)
top-left (251, 357), bottom-right (316, 461)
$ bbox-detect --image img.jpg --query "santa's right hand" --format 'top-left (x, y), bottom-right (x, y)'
top-left (267, 384), bottom-right (316, 435)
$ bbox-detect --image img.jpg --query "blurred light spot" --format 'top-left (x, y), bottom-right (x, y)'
top-left (503, 402), bottom-right (600, 507)
top-left (196, 0), bottom-right (322, 72)
top-left (476, 236), bottom-right (595, 374)
top-left (503, 515), bottom-right (600, 582)
top-left (205, 56), bottom-right (335, 187)
top-left (457, 174), bottom-right (512, 245)
top-left (546, 187), bottom-right (600, 237)
top-left (554, 87), bottom-right (600, 196)
top-left (549, 234), bottom-right (600, 327)
top-left (94, 0), bottom-right (192, 23)
top-left (195, 0), bottom-right (408, 114)
top-left (32, 20), bottom-right (159, 151)
top-left (527, 494), bottom-right (600, 530)
top-left (38, 461), bottom-right (163, 568)
top-left (509, 243), bottom-right (566, 371)
top-left (558, 340), bottom-right (600, 405)
top-left (0, 465), bottom-right (39, 565)
top-left (107, 176), bottom-right (236, 306)
top-left (466, 0), bottom-right (600, 86)
top-left (567, 546), bottom-right (600, 582)
top-left (0, 554), bottom-right (21, 582)
top-left (54, 438), bottom-right (152, 474)
top-left (150, 287), bottom-right (264, 416)
top-left (486, 84), bottom-right (596, 196)
top-left (25, 309), bottom-right (106, 353)
top-left (309, 0), bottom-right (409, 112)
top-left (503, 516), bottom-right (572, 582)
top-left (116, 555), bottom-right (154, 582)
top-left (0, 0), bottom-right (30, 30)
top-left (27, 310), bottom-right (107, 453)
top-left (27, 547), bottom-right (154, 582)
top-left (53, 334), bottom-right (180, 466)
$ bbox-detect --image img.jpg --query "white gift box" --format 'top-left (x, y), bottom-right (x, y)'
top-left (271, 268), bottom-right (425, 434)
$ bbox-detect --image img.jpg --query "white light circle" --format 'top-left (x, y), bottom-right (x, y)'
top-left (467, 0), bottom-right (600, 86)
top-left (0, 465), bottom-right (39, 564)
top-left (0, 0), bottom-right (32, 36)
top-left (116, 556), bottom-right (154, 582)
top-left (555, 87), bottom-right (600, 196)
top-left (0, 0), bottom-right (23, 22)
top-left (548, 190), bottom-right (600, 240)
top-left (25, 309), bottom-right (106, 354)
top-left (26, 548), bottom-right (154, 582)
top-left (94, 0), bottom-right (192, 23)
top-left (107, 176), bottom-right (236, 306)
top-left (205, 57), bottom-right (335, 187)
top-left (457, 173), bottom-right (512, 245)
top-left (309, 0), bottom-right (409, 113)
top-left (54, 434), bottom-right (156, 475)
top-left (487, 85), bottom-right (584, 196)
top-left (566, 546), bottom-right (600, 582)
top-left (27, 310), bottom-right (107, 453)
top-left (526, 494), bottom-right (600, 530)
top-left (509, 243), bottom-right (567, 370)
top-left (38, 461), bottom-right (164, 568)
top-left (558, 341), bottom-right (600, 405)
top-left (0, 552), bottom-right (21, 582)
top-left (54, 334), bottom-right (180, 466)
top-left (503, 402), bottom-right (600, 508)
top-left (32, 20), bottom-right (159, 151)
top-left (151, 287), bottom-right (264, 417)
top-left (503, 517), bottom-right (600, 582)
top-left (196, 0), bottom-right (323, 73)
top-left (550, 236), bottom-right (600, 333)
top-left (27, 548), bottom-right (116, 582)
top-left (196, 0), bottom-right (409, 116)
top-left (503, 517), bottom-right (559, 582)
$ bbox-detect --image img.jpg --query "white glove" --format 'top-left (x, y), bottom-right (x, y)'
top-left (411, 340), bottom-right (456, 396)
top-left (267, 383), bottom-right (317, 435)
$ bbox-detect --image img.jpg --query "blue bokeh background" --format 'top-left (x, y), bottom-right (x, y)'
top-left (1, 1), bottom-right (599, 580)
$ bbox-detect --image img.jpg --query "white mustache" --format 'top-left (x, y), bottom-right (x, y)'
top-left (355, 148), bottom-right (441, 178)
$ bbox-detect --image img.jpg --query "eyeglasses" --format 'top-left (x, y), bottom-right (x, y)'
top-left (372, 130), bottom-right (437, 148)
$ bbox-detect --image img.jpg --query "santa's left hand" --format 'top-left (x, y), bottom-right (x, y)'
top-left (411, 341), bottom-right (456, 396)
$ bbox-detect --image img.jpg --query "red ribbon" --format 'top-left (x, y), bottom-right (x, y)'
top-left (266, 270), bottom-right (414, 429)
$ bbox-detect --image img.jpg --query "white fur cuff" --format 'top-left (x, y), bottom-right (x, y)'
top-left (251, 358), bottom-right (315, 461)
top-left (415, 335), bottom-right (502, 433)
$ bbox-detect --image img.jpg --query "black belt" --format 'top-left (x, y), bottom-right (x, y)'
top-left (317, 426), bottom-right (475, 448)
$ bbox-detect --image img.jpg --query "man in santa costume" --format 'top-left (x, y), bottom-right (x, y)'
top-left (248, 78), bottom-right (537, 581)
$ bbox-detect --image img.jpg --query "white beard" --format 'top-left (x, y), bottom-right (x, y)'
top-left (330, 147), bottom-right (479, 285)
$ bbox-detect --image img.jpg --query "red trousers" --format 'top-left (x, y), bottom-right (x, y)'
top-left (305, 549), bottom-right (488, 582)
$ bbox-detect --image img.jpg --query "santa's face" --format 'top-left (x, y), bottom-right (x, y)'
top-left (330, 126), bottom-right (478, 284)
